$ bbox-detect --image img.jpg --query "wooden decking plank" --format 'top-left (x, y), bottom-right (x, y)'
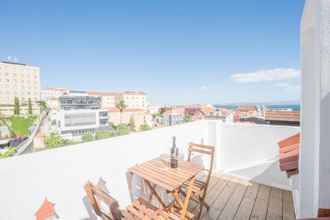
top-left (218, 183), bottom-right (248, 220)
top-left (206, 179), bottom-right (228, 205)
top-left (283, 190), bottom-right (295, 220)
top-left (250, 184), bottom-right (271, 220)
top-left (194, 177), bottom-right (227, 220)
top-left (234, 183), bottom-right (260, 220)
top-left (266, 187), bottom-right (283, 220)
top-left (208, 180), bottom-right (238, 220)
top-left (188, 175), bottom-right (295, 220)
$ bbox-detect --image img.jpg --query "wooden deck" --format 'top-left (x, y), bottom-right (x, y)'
top-left (195, 175), bottom-right (296, 220)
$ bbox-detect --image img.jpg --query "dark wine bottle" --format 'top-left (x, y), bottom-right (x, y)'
top-left (170, 136), bottom-right (178, 168)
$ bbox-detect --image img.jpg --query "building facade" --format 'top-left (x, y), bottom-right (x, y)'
top-left (87, 91), bottom-right (117, 109)
top-left (299, 0), bottom-right (330, 217)
top-left (0, 61), bottom-right (41, 116)
top-left (118, 91), bottom-right (147, 109)
top-left (41, 88), bottom-right (68, 111)
top-left (59, 96), bottom-right (101, 110)
top-left (56, 109), bottom-right (109, 139)
top-left (53, 95), bottom-right (109, 139)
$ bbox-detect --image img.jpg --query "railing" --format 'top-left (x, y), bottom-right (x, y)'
top-left (0, 120), bottom-right (299, 220)
top-left (14, 110), bottom-right (48, 155)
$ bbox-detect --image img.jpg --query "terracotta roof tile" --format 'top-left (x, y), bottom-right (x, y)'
top-left (237, 106), bottom-right (257, 112)
top-left (278, 133), bottom-right (300, 177)
top-left (266, 111), bottom-right (300, 122)
top-left (88, 91), bottom-right (119, 96)
top-left (35, 198), bottom-right (56, 220)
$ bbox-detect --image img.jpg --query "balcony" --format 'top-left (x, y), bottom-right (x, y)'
top-left (0, 120), bottom-right (299, 219)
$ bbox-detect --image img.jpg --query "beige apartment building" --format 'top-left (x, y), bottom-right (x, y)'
top-left (87, 91), bottom-right (117, 109)
top-left (118, 91), bottom-right (147, 109)
top-left (0, 61), bottom-right (41, 116)
top-left (41, 88), bottom-right (68, 111)
top-left (88, 91), bottom-right (147, 110)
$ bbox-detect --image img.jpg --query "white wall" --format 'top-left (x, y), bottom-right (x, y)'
top-left (300, 0), bottom-right (330, 217)
top-left (215, 123), bottom-right (299, 190)
top-left (0, 121), bottom-right (298, 219)
top-left (0, 121), bottom-right (208, 220)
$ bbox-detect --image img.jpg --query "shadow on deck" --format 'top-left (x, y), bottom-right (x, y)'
top-left (197, 174), bottom-right (295, 220)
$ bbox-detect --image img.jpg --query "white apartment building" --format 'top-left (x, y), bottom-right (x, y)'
top-left (119, 91), bottom-right (147, 109)
top-left (55, 109), bottom-right (109, 140)
top-left (0, 61), bottom-right (41, 116)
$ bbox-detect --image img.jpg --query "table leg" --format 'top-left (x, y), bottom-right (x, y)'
top-left (145, 180), bottom-right (166, 208)
top-left (126, 172), bottom-right (134, 202)
top-left (172, 189), bottom-right (183, 209)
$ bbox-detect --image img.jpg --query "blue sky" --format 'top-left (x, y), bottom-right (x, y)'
top-left (0, 1), bottom-right (305, 105)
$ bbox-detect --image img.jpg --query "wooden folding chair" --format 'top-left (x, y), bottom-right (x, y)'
top-left (182, 143), bottom-right (215, 220)
top-left (84, 181), bottom-right (122, 220)
top-left (122, 177), bottom-right (196, 220)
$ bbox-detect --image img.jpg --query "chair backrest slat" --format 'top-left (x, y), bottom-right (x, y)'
top-left (84, 181), bottom-right (122, 220)
top-left (187, 143), bottom-right (215, 199)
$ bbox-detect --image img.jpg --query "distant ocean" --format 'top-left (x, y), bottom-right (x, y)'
top-left (214, 104), bottom-right (300, 111)
top-left (268, 104), bottom-right (300, 111)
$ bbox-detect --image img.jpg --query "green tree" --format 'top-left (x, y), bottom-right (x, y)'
top-left (129, 116), bottom-right (136, 131)
top-left (28, 98), bottom-right (33, 115)
top-left (45, 133), bottom-right (64, 148)
top-left (140, 123), bottom-right (151, 131)
top-left (116, 100), bottom-right (127, 124)
top-left (82, 133), bottom-right (94, 142)
top-left (14, 97), bottom-right (20, 115)
top-left (0, 147), bottom-right (17, 159)
top-left (38, 101), bottom-right (48, 112)
top-left (95, 130), bottom-right (114, 140)
top-left (184, 114), bottom-right (192, 122)
top-left (116, 124), bottom-right (130, 135)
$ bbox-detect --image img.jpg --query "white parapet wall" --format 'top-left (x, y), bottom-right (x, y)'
top-left (214, 122), bottom-right (300, 190)
top-left (0, 120), bottom-right (299, 219)
top-left (0, 121), bottom-right (208, 220)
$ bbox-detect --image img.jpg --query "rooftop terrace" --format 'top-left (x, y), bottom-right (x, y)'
top-left (0, 120), bottom-right (299, 219)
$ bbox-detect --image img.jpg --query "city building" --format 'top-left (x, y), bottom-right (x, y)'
top-left (200, 104), bottom-right (215, 116)
top-left (55, 109), bottom-right (109, 139)
top-left (264, 110), bottom-right (300, 126)
top-left (236, 105), bottom-right (258, 119)
top-left (162, 107), bottom-right (185, 126)
top-left (0, 61), bottom-right (41, 116)
top-left (41, 88), bottom-right (68, 111)
top-left (118, 91), bottom-right (147, 109)
top-left (106, 107), bottom-right (151, 130)
top-left (87, 91), bottom-right (117, 109)
top-left (53, 95), bottom-right (109, 139)
top-left (59, 96), bottom-right (101, 110)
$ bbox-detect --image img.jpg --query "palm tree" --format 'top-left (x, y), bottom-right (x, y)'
top-left (116, 100), bottom-right (127, 124)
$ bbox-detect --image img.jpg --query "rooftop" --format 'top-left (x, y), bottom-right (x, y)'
top-left (1, 60), bottom-right (27, 66)
top-left (0, 120), bottom-right (299, 219)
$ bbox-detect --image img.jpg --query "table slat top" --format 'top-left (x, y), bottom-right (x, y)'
top-left (128, 157), bottom-right (203, 191)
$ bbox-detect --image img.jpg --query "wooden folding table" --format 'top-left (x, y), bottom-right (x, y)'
top-left (126, 157), bottom-right (203, 210)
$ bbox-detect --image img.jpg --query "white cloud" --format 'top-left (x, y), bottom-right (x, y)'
top-left (275, 82), bottom-right (300, 90)
top-left (231, 68), bottom-right (300, 83)
top-left (199, 85), bottom-right (209, 91)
